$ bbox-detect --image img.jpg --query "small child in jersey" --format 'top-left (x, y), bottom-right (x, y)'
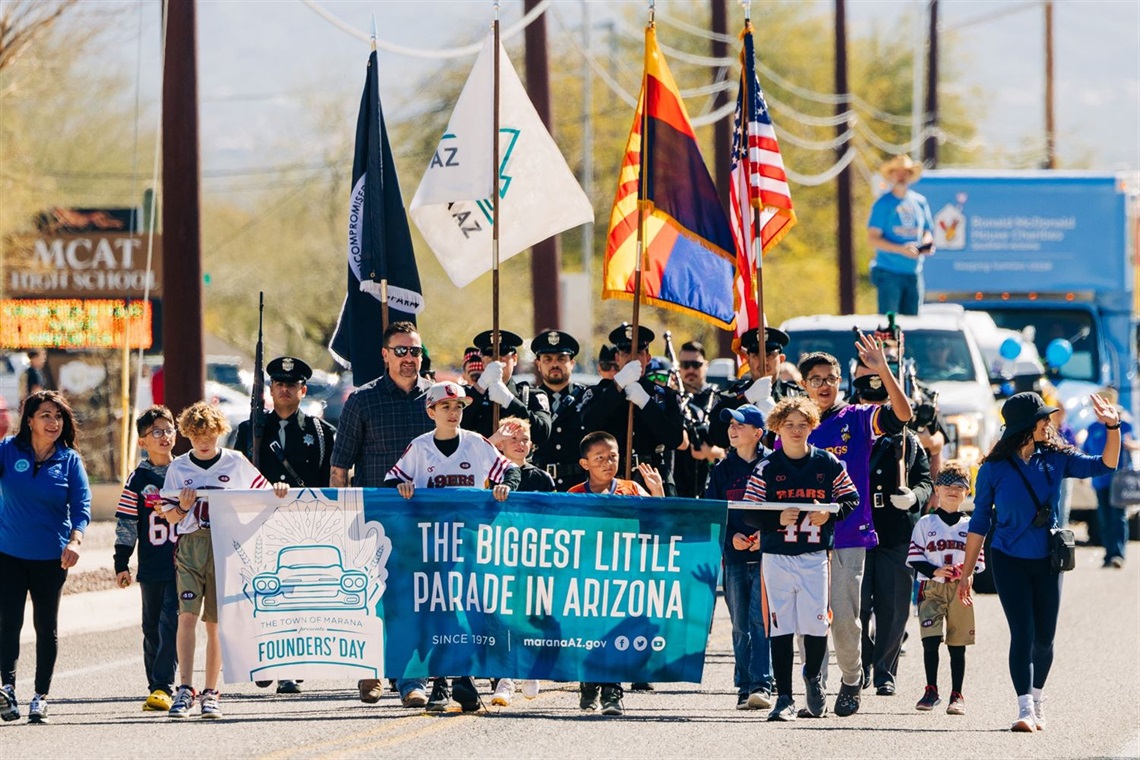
top-left (907, 460), bottom-right (985, 716)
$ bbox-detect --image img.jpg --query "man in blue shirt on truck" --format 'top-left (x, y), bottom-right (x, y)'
top-left (867, 155), bottom-right (935, 316)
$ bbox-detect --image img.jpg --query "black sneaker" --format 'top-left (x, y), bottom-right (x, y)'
top-left (0, 685), bottom-right (18, 722)
top-left (255, 681), bottom-right (273, 688)
top-left (600, 685), bottom-right (625, 716)
top-left (833, 682), bottom-right (861, 717)
top-left (876, 682), bottom-right (896, 697)
top-left (579, 683), bottom-right (601, 711)
top-left (916, 685), bottom-right (941, 711)
top-left (804, 675), bottom-right (828, 718)
top-left (425, 678), bottom-right (451, 712)
top-left (452, 676), bottom-right (481, 713)
top-left (629, 682), bottom-right (654, 692)
top-left (767, 694), bottom-right (797, 721)
top-left (736, 693), bottom-right (750, 710)
top-left (276, 680), bottom-right (302, 694)
top-left (861, 668), bottom-right (872, 690)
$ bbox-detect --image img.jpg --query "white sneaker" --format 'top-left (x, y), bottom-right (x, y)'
top-left (1033, 697), bottom-right (1047, 731)
top-left (491, 678), bottom-right (514, 707)
top-left (521, 680), bottom-right (540, 700)
top-left (1011, 696), bottom-right (1036, 733)
top-left (28, 694), bottom-right (48, 724)
top-left (0, 684), bottom-right (19, 722)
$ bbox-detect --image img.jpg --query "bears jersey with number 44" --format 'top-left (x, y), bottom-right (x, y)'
top-left (742, 447), bottom-right (859, 555)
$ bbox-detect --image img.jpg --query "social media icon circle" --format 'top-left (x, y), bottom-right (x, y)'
top-left (651, 636), bottom-right (666, 651)
top-left (633, 636), bottom-right (648, 652)
top-left (614, 636), bottom-right (629, 651)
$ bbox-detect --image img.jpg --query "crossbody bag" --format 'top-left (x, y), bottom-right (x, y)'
top-left (1010, 459), bottom-right (1076, 573)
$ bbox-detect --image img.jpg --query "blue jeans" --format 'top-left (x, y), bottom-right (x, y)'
top-left (1096, 486), bottom-right (1128, 562)
top-left (398, 678), bottom-right (427, 698)
top-left (723, 562), bottom-right (771, 696)
top-left (871, 267), bottom-right (923, 316)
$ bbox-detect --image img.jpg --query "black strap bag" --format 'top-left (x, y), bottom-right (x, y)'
top-left (1011, 460), bottom-right (1076, 573)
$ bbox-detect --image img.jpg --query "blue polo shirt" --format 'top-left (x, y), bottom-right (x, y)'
top-left (867, 189), bottom-right (934, 276)
top-left (970, 448), bottom-right (1112, 559)
top-left (0, 436), bottom-right (92, 560)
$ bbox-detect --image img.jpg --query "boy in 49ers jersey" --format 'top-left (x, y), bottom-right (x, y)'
top-left (743, 397), bottom-right (859, 722)
top-left (113, 406), bottom-right (179, 712)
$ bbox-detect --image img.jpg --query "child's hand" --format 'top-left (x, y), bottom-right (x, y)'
top-left (271, 482), bottom-right (289, 499)
top-left (397, 482), bottom-right (415, 500)
top-left (116, 571), bottom-right (132, 588)
top-left (808, 509), bottom-right (830, 527)
top-left (732, 532), bottom-right (752, 550)
top-left (934, 566), bottom-right (956, 579)
top-left (178, 487), bottom-right (197, 512)
top-left (779, 507), bottom-right (800, 526)
top-left (636, 463), bottom-right (665, 497)
top-left (489, 421), bottom-right (523, 451)
top-left (492, 484), bottom-right (510, 502)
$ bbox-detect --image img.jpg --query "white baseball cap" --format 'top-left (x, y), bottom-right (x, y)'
top-left (426, 381), bottom-right (473, 408)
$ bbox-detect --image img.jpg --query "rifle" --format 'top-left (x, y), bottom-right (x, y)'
top-left (250, 292), bottom-right (266, 468)
top-left (662, 331), bottom-right (687, 400)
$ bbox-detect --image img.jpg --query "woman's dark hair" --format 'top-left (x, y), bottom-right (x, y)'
top-left (981, 419), bottom-right (1073, 464)
top-left (16, 390), bottom-right (79, 452)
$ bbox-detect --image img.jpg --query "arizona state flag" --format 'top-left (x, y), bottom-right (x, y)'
top-left (603, 25), bottom-right (736, 329)
top-left (329, 48), bottom-right (424, 385)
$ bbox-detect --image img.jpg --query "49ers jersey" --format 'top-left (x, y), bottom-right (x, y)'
top-left (161, 449), bottom-right (268, 535)
top-left (908, 511), bottom-right (986, 582)
top-left (387, 429), bottom-right (515, 489)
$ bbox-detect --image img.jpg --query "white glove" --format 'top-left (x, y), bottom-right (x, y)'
top-left (890, 487), bottom-right (917, 510)
top-left (743, 376), bottom-right (775, 414)
top-left (623, 382), bottom-right (651, 409)
top-left (613, 360), bottom-right (642, 390)
top-left (476, 360), bottom-right (504, 391)
top-left (487, 381), bottom-right (515, 408)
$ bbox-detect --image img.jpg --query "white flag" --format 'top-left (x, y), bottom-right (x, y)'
top-left (410, 36), bottom-right (594, 289)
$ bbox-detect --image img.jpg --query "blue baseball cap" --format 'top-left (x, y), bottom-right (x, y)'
top-left (720, 404), bottom-right (766, 429)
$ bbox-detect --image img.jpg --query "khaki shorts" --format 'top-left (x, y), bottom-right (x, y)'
top-left (175, 529), bottom-right (218, 623)
top-left (918, 579), bottom-right (975, 646)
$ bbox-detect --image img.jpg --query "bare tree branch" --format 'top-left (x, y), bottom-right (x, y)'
top-left (0, 0), bottom-right (78, 73)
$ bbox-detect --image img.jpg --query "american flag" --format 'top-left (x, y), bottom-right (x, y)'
top-left (730, 24), bottom-right (796, 355)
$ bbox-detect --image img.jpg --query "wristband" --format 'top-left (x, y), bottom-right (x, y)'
top-left (1105, 422), bottom-right (1121, 430)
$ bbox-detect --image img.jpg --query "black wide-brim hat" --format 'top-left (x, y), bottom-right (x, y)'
top-left (999, 391), bottom-right (1059, 442)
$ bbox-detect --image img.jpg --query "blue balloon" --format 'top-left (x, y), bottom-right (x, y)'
top-left (999, 337), bottom-right (1022, 361)
top-left (1045, 339), bottom-right (1073, 368)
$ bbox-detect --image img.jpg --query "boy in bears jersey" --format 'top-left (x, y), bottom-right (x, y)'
top-left (159, 402), bottom-right (288, 720)
top-left (743, 397), bottom-right (860, 722)
top-left (385, 381), bottom-right (520, 713)
top-left (907, 460), bottom-right (985, 716)
top-left (113, 406), bottom-right (180, 711)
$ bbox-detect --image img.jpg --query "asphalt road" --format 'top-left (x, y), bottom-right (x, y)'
top-left (2, 546), bottom-right (1137, 759)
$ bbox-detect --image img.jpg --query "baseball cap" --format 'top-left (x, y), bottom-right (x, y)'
top-left (720, 403), bottom-right (766, 429)
top-left (425, 381), bottom-right (473, 408)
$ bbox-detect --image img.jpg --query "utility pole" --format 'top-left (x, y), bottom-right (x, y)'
top-left (580, 1), bottom-right (594, 351)
top-left (1043, 0), bottom-right (1056, 169)
top-left (835, 0), bottom-right (855, 315)
top-left (711, 0), bottom-right (735, 356)
top-left (923, 0), bottom-right (939, 166)
top-left (524, 0), bottom-right (561, 332)
top-left (162, 0), bottom-right (204, 450)
top-left (911, 0), bottom-right (926, 159)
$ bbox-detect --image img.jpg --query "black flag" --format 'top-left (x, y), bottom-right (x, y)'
top-left (329, 49), bottom-right (423, 386)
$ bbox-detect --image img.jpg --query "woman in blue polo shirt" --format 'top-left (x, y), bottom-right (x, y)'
top-left (0, 391), bottom-right (91, 725)
top-left (958, 391), bottom-right (1119, 734)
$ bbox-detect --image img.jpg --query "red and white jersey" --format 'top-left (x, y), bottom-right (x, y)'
top-left (387, 429), bottom-right (514, 489)
top-left (162, 449), bottom-right (268, 535)
top-left (908, 512), bottom-right (985, 583)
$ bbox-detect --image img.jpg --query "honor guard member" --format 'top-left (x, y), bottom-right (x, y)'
top-left (709, 327), bottom-right (802, 450)
top-left (674, 340), bottom-right (724, 499)
top-left (234, 356), bottom-right (336, 488)
top-left (529, 330), bottom-right (590, 491)
top-left (579, 323), bottom-right (685, 496)
top-left (462, 329), bottom-right (552, 445)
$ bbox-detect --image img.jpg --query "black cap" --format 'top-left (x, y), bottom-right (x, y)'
top-left (472, 329), bottom-right (524, 355)
top-left (598, 344), bottom-right (617, 363)
top-left (741, 327), bottom-right (790, 354)
top-left (531, 330), bottom-right (580, 357)
top-left (608, 323), bottom-right (655, 351)
top-left (999, 392), bottom-right (1059, 442)
top-left (266, 356), bottom-right (312, 383)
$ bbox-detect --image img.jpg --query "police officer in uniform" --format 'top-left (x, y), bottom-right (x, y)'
top-left (462, 330), bottom-right (552, 445)
top-left (709, 327), bottom-right (802, 450)
top-left (234, 356), bottom-right (336, 488)
top-left (579, 323), bottom-right (684, 496)
top-left (529, 330), bottom-right (590, 491)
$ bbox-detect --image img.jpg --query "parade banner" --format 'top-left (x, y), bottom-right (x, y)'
top-left (208, 488), bottom-right (724, 685)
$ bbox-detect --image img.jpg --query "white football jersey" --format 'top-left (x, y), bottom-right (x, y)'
top-left (387, 429), bottom-right (515, 489)
top-left (162, 449), bottom-right (268, 534)
top-left (907, 512), bottom-right (986, 582)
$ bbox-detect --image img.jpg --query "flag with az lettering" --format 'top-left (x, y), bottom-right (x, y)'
top-left (410, 35), bottom-right (593, 289)
top-left (329, 48), bottom-right (424, 386)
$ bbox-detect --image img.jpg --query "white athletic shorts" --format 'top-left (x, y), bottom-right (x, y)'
top-left (761, 551), bottom-right (831, 638)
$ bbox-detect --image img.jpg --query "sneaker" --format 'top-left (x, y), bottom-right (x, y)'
top-left (169, 686), bottom-right (195, 719)
top-left (27, 694), bottom-right (48, 724)
top-left (600, 685), bottom-right (625, 716)
top-left (579, 683), bottom-right (601, 712)
top-left (1033, 697), bottom-right (1046, 730)
top-left (425, 679), bottom-right (451, 713)
top-left (946, 692), bottom-right (965, 715)
top-left (916, 685), bottom-right (940, 711)
top-left (736, 693), bottom-right (751, 710)
top-left (876, 682), bottom-right (896, 697)
top-left (521, 680), bottom-right (540, 700)
top-left (401, 688), bottom-right (428, 708)
top-left (629, 682), bottom-right (654, 692)
top-left (357, 678), bottom-right (383, 704)
top-left (833, 682), bottom-right (861, 717)
top-left (144, 689), bottom-right (172, 711)
top-left (803, 676), bottom-right (828, 718)
top-left (767, 694), bottom-right (797, 722)
top-left (1, 685), bottom-right (20, 722)
top-left (1011, 704), bottom-right (1036, 732)
top-left (491, 678), bottom-right (513, 707)
top-left (452, 677), bottom-right (481, 713)
top-left (861, 668), bottom-right (872, 690)
top-left (255, 681), bottom-right (273, 688)
top-left (1109, 556), bottom-right (1125, 569)
top-left (200, 689), bottom-right (222, 719)
top-left (276, 680), bottom-right (301, 695)
top-left (746, 689), bottom-right (772, 710)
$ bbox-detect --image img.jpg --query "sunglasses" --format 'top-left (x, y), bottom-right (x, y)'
top-left (646, 373), bottom-right (670, 384)
top-left (679, 360), bottom-right (704, 370)
top-left (387, 345), bottom-right (424, 358)
top-left (598, 361), bottom-right (618, 371)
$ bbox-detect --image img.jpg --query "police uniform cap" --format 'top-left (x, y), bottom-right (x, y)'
top-left (266, 356), bottom-right (312, 383)
top-left (608, 323), bottom-right (655, 351)
top-left (741, 327), bottom-right (790, 354)
top-left (472, 329), bottom-right (524, 355)
top-left (531, 330), bottom-right (579, 357)
top-left (598, 344), bottom-right (617, 363)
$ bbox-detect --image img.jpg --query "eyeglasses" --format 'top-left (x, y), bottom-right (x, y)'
top-left (679, 360), bottom-right (704, 370)
top-left (387, 345), bottom-right (424, 358)
top-left (806, 375), bottom-right (842, 388)
top-left (598, 362), bottom-right (618, 371)
top-left (146, 428), bottom-right (176, 439)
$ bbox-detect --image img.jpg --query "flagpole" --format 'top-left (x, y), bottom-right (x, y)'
top-left (492, 1), bottom-right (502, 429)
top-left (743, 4), bottom-right (765, 360)
top-left (625, 2), bottom-right (654, 481)
top-left (370, 15), bottom-right (390, 331)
